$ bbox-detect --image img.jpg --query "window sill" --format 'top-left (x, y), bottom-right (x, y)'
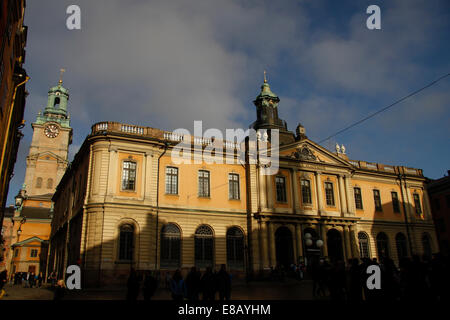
top-left (165, 193), bottom-right (179, 196)
top-left (198, 196), bottom-right (211, 199)
top-left (228, 198), bottom-right (241, 201)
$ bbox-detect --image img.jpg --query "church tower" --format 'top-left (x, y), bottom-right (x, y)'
top-left (23, 72), bottom-right (72, 196)
top-left (250, 72), bottom-right (295, 145)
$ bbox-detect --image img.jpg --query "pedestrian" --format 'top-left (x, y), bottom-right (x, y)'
top-left (38, 272), bottom-right (43, 288)
top-left (53, 279), bottom-right (65, 300)
top-left (201, 267), bottom-right (216, 300)
top-left (216, 264), bottom-right (231, 300)
top-left (185, 267), bottom-right (201, 300)
top-left (0, 266), bottom-right (7, 300)
top-left (126, 269), bottom-right (140, 301)
top-left (170, 269), bottom-right (186, 301)
top-left (143, 271), bottom-right (158, 300)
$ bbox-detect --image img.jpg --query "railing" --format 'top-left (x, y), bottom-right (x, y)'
top-left (91, 121), bottom-right (241, 150)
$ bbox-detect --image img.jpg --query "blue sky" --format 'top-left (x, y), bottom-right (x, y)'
top-left (6, 0), bottom-right (450, 205)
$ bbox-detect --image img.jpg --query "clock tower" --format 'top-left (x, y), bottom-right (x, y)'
top-left (23, 74), bottom-right (72, 196)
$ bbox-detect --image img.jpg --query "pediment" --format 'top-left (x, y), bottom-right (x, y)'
top-left (28, 151), bottom-right (65, 162)
top-left (279, 139), bottom-right (352, 167)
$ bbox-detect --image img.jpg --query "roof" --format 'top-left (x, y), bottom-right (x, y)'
top-left (20, 206), bottom-right (52, 219)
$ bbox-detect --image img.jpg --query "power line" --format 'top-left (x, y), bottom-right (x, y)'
top-left (319, 72), bottom-right (450, 144)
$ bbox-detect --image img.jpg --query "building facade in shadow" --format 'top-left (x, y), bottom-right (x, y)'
top-left (48, 79), bottom-right (438, 287)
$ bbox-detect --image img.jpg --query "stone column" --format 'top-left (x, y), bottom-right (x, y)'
top-left (266, 175), bottom-right (274, 209)
top-left (295, 224), bottom-right (303, 262)
top-left (315, 172), bottom-right (324, 214)
top-left (344, 175), bottom-right (355, 215)
top-left (338, 175), bottom-right (348, 215)
top-left (291, 169), bottom-right (300, 213)
top-left (343, 226), bottom-right (352, 260)
top-left (349, 225), bottom-right (360, 258)
top-left (268, 222), bottom-right (276, 267)
top-left (422, 189), bottom-right (433, 221)
top-left (320, 224), bottom-right (328, 258)
top-left (259, 220), bottom-right (269, 269)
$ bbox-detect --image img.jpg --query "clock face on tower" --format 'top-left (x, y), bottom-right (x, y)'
top-left (44, 124), bottom-right (60, 138)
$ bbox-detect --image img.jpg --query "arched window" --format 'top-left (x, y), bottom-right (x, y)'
top-left (195, 225), bottom-right (214, 268)
top-left (36, 177), bottom-right (43, 188)
top-left (422, 233), bottom-right (432, 259)
top-left (226, 227), bottom-right (244, 270)
top-left (118, 224), bottom-right (134, 261)
top-left (376, 232), bottom-right (390, 260)
top-left (358, 232), bottom-right (370, 259)
top-left (47, 178), bottom-right (53, 189)
top-left (160, 223), bottom-right (181, 268)
top-left (395, 232), bottom-right (408, 260)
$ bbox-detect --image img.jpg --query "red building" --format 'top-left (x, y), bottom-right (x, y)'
top-left (426, 171), bottom-right (450, 256)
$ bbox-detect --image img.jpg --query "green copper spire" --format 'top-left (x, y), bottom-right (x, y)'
top-left (35, 69), bottom-right (71, 128)
top-left (255, 70), bottom-right (279, 100)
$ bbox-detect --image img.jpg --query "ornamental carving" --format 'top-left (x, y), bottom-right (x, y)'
top-left (291, 146), bottom-right (317, 161)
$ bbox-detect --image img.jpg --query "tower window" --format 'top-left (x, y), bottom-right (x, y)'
top-left (54, 97), bottom-right (60, 108)
top-left (36, 177), bottom-right (43, 188)
top-left (121, 161), bottom-right (136, 191)
top-left (47, 178), bottom-right (53, 189)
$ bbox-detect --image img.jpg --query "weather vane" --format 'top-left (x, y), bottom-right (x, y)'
top-left (58, 68), bottom-right (66, 84)
top-left (263, 70), bottom-right (267, 83)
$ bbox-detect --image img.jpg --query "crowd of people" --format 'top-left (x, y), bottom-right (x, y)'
top-left (126, 264), bottom-right (232, 301)
top-left (9, 271), bottom-right (45, 288)
top-left (309, 253), bottom-right (449, 301)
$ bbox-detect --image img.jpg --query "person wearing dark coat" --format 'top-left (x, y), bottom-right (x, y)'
top-left (53, 280), bottom-right (65, 300)
top-left (185, 267), bottom-right (201, 301)
top-left (143, 271), bottom-right (158, 300)
top-left (216, 264), bottom-right (232, 300)
top-left (201, 267), bottom-right (216, 300)
top-left (126, 269), bottom-right (141, 301)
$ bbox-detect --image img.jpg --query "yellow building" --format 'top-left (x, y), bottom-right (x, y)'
top-left (49, 79), bottom-right (437, 287)
top-left (8, 76), bottom-right (72, 276)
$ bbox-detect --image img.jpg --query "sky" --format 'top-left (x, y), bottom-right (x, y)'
top-left (6, 0), bottom-right (450, 205)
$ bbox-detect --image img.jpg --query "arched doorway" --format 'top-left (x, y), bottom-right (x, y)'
top-left (275, 226), bottom-right (294, 268)
top-left (327, 229), bottom-right (344, 262)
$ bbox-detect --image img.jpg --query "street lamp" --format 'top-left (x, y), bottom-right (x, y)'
top-left (16, 216), bottom-right (26, 242)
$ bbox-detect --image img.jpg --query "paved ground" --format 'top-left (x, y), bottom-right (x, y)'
top-left (1, 278), bottom-right (327, 300)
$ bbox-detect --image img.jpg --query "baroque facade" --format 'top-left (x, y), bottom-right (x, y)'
top-left (49, 79), bottom-right (437, 286)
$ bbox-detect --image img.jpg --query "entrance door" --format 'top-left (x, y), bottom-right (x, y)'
top-left (327, 229), bottom-right (344, 262)
top-left (275, 226), bottom-right (294, 268)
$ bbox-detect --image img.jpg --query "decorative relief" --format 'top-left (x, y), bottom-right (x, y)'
top-left (290, 146), bottom-right (317, 161)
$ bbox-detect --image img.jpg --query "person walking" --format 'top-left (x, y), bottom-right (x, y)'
top-left (126, 269), bottom-right (141, 301)
top-left (185, 267), bottom-right (201, 301)
top-left (53, 280), bottom-right (65, 300)
top-left (143, 271), bottom-right (158, 300)
top-left (217, 264), bottom-right (232, 301)
top-left (201, 267), bottom-right (216, 300)
top-left (38, 272), bottom-right (43, 288)
top-left (170, 269), bottom-right (186, 301)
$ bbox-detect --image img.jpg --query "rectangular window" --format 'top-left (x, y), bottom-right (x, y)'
top-left (301, 180), bottom-right (312, 204)
top-left (325, 182), bottom-right (335, 206)
top-left (121, 161), bottom-right (136, 191)
top-left (198, 170), bottom-right (210, 197)
top-left (354, 187), bottom-right (363, 210)
top-left (391, 192), bottom-right (400, 213)
top-left (229, 173), bottom-right (240, 200)
top-left (373, 190), bottom-right (382, 212)
top-left (165, 167), bottom-right (178, 194)
top-left (30, 249), bottom-right (38, 258)
top-left (413, 193), bottom-right (422, 214)
top-left (276, 176), bottom-right (287, 202)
